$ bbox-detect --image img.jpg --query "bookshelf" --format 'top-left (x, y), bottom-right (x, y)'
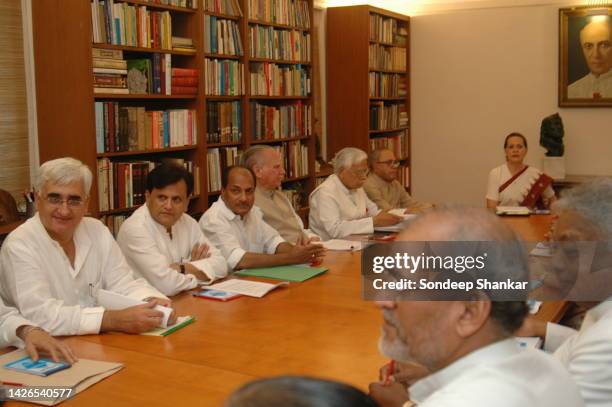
top-left (30, 0), bottom-right (316, 229)
top-left (326, 5), bottom-right (411, 191)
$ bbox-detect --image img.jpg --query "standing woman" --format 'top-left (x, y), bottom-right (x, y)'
top-left (486, 133), bottom-right (556, 209)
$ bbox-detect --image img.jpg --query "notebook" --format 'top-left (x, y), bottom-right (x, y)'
top-left (235, 265), bottom-right (328, 282)
top-left (4, 357), bottom-right (70, 377)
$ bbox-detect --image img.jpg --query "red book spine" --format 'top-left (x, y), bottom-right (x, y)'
top-left (171, 77), bottom-right (199, 86)
top-left (171, 67), bottom-right (198, 77)
top-left (171, 86), bottom-right (198, 95)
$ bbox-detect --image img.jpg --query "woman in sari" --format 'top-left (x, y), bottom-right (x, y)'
top-left (486, 133), bottom-right (556, 209)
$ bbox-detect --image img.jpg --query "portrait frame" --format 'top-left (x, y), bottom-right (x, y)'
top-left (559, 6), bottom-right (612, 107)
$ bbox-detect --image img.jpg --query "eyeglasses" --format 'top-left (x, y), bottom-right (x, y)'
top-left (350, 168), bottom-right (370, 177)
top-left (377, 160), bottom-right (401, 168)
top-left (42, 194), bottom-right (86, 208)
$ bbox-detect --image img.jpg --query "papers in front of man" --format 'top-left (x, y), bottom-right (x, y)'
top-left (495, 206), bottom-right (531, 216)
top-left (141, 316), bottom-right (195, 337)
top-left (97, 289), bottom-right (172, 328)
top-left (388, 209), bottom-right (418, 221)
top-left (207, 279), bottom-right (289, 298)
top-left (0, 349), bottom-right (123, 406)
top-left (4, 357), bottom-right (70, 377)
top-left (321, 239), bottom-right (363, 251)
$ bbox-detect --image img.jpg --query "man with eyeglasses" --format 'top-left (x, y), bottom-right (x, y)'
top-left (0, 157), bottom-right (174, 336)
top-left (117, 163), bottom-right (227, 296)
top-left (309, 147), bottom-right (402, 240)
top-left (364, 149), bottom-right (432, 214)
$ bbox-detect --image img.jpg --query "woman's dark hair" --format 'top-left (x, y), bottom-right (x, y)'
top-left (503, 132), bottom-right (528, 149)
top-left (146, 163), bottom-right (194, 196)
top-left (225, 376), bottom-right (380, 407)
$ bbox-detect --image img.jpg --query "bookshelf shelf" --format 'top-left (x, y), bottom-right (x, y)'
top-left (204, 53), bottom-right (242, 59)
top-left (97, 145), bottom-right (198, 158)
top-left (248, 57), bottom-right (311, 65)
top-left (248, 95), bottom-right (309, 100)
top-left (93, 43), bottom-right (196, 56)
top-left (368, 40), bottom-right (406, 48)
top-left (251, 136), bottom-right (310, 144)
top-left (207, 141), bottom-right (243, 148)
top-left (369, 68), bottom-right (406, 74)
top-left (205, 95), bottom-right (243, 100)
top-left (204, 11), bottom-right (241, 20)
top-left (247, 19), bottom-right (310, 32)
top-left (369, 97), bottom-right (407, 101)
top-left (93, 94), bottom-right (197, 100)
top-left (369, 126), bottom-right (409, 134)
top-left (114, 0), bottom-right (197, 13)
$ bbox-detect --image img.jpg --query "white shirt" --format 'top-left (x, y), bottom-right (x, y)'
top-left (308, 174), bottom-right (381, 240)
top-left (410, 338), bottom-right (584, 407)
top-left (486, 164), bottom-right (554, 206)
top-left (117, 205), bottom-right (228, 296)
top-left (0, 214), bottom-right (165, 336)
top-left (0, 300), bottom-right (30, 348)
top-left (546, 299), bottom-right (612, 407)
top-left (568, 70), bottom-right (612, 99)
top-left (199, 197), bottom-right (286, 270)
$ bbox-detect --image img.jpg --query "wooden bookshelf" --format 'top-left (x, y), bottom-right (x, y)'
top-left (326, 5), bottom-right (411, 191)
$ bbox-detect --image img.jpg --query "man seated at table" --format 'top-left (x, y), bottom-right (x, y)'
top-left (309, 147), bottom-right (401, 240)
top-left (363, 149), bottom-right (432, 214)
top-left (1, 299), bottom-right (76, 363)
top-left (117, 163), bottom-right (227, 296)
top-left (518, 178), bottom-right (612, 407)
top-left (369, 208), bottom-right (584, 407)
top-left (241, 145), bottom-right (319, 245)
top-left (0, 157), bottom-right (174, 336)
top-left (199, 166), bottom-right (324, 271)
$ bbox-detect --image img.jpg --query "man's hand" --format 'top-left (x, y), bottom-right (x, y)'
top-left (101, 302), bottom-right (164, 334)
top-left (145, 297), bottom-right (177, 326)
top-left (190, 243), bottom-right (211, 261)
top-left (18, 326), bottom-right (78, 364)
top-left (289, 243), bottom-right (326, 264)
top-left (374, 211), bottom-right (402, 227)
top-left (369, 381), bottom-right (410, 407)
top-left (379, 361), bottom-right (429, 387)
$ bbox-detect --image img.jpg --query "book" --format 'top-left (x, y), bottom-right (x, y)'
top-left (141, 316), bottom-right (196, 337)
top-left (4, 357), bottom-right (70, 377)
top-left (235, 265), bottom-right (328, 282)
top-left (206, 279), bottom-right (289, 297)
top-left (193, 289), bottom-right (243, 301)
top-left (92, 48), bottom-right (124, 60)
top-left (94, 87), bottom-right (130, 94)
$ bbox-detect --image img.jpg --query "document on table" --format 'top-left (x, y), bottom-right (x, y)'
top-left (207, 279), bottom-right (289, 298)
top-left (496, 206), bottom-right (531, 216)
top-left (97, 289), bottom-right (172, 328)
top-left (321, 239), bottom-right (363, 251)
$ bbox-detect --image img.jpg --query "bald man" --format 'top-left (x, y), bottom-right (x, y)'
top-left (568, 18), bottom-right (612, 99)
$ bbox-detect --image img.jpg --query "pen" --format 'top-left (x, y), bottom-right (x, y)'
top-left (1, 381), bottom-right (24, 386)
top-left (384, 360), bottom-right (395, 385)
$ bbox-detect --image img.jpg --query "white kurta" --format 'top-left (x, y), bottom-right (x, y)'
top-left (199, 197), bottom-right (286, 270)
top-left (308, 174), bottom-right (380, 240)
top-left (117, 205), bottom-right (228, 296)
top-left (0, 300), bottom-right (31, 348)
top-left (485, 164), bottom-right (554, 206)
top-left (546, 299), bottom-right (612, 407)
top-left (0, 214), bottom-right (165, 336)
top-left (568, 70), bottom-right (612, 99)
top-left (410, 338), bottom-right (584, 407)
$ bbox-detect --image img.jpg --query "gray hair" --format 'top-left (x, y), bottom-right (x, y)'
top-left (554, 177), bottom-right (612, 240)
top-left (332, 147), bottom-right (367, 173)
top-left (240, 145), bottom-right (275, 171)
top-left (35, 157), bottom-right (93, 195)
top-left (368, 148), bottom-right (393, 167)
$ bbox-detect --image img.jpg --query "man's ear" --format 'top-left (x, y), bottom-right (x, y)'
top-left (145, 190), bottom-right (150, 201)
top-left (454, 300), bottom-right (490, 338)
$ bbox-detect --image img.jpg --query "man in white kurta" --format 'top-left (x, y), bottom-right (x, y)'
top-left (369, 209), bottom-right (584, 407)
top-left (309, 147), bottom-right (401, 240)
top-left (200, 166), bottom-right (324, 270)
top-left (117, 164), bottom-right (227, 296)
top-left (0, 158), bottom-right (170, 336)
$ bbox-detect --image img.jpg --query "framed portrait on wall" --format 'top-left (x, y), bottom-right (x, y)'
top-left (559, 7), bottom-right (612, 107)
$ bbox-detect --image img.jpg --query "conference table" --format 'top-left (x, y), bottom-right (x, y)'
top-left (6, 214), bottom-right (565, 406)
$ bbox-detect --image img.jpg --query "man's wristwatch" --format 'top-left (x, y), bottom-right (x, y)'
top-left (179, 263), bottom-right (186, 274)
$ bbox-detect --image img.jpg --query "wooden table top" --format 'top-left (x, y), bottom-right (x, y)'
top-left (6, 214), bottom-right (564, 406)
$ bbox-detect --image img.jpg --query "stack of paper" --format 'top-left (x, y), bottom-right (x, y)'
top-left (496, 206), bottom-right (531, 216)
top-left (206, 279), bottom-right (289, 298)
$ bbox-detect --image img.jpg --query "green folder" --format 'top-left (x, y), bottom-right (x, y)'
top-left (142, 316), bottom-right (195, 337)
top-left (235, 265), bottom-right (328, 282)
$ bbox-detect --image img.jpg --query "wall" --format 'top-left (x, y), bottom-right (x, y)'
top-left (411, 4), bottom-right (612, 206)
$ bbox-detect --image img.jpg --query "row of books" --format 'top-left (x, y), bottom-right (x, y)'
top-left (204, 0), bottom-right (243, 16)
top-left (127, 0), bottom-right (197, 9)
top-left (207, 101), bottom-right (242, 143)
top-left (171, 67), bottom-right (199, 95)
top-left (127, 55), bottom-right (171, 94)
top-left (369, 73), bottom-right (407, 98)
top-left (250, 101), bottom-right (311, 140)
top-left (247, 0), bottom-right (311, 28)
top-left (205, 59), bottom-right (245, 95)
top-left (369, 131), bottom-right (409, 160)
top-left (250, 63), bottom-right (310, 96)
top-left (93, 48), bottom-right (129, 94)
top-left (95, 103), bottom-right (197, 153)
top-left (397, 165), bottom-right (410, 189)
top-left (101, 214), bottom-right (129, 237)
top-left (97, 158), bottom-right (200, 211)
top-left (207, 147), bottom-right (241, 192)
top-left (91, 0), bottom-right (172, 49)
top-left (369, 14), bottom-right (407, 46)
top-left (278, 141), bottom-right (309, 178)
top-left (369, 102), bottom-right (408, 130)
top-left (204, 16), bottom-right (244, 56)
top-left (369, 44), bottom-right (406, 71)
top-left (249, 26), bottom-right (310, 62)
top-left (281, 188), bottom-right (302, 211)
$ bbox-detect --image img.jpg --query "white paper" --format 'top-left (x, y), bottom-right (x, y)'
top-left (321, 239), bottom-right (363, 251)
top-left (97, 289), bottom-right (172, 328)
top-left (207, 279), bottom-right (289, 298)
top-left (388, 209), bottom-right (418, 221)
top-left (496, 206), bottom-right (531, 215)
